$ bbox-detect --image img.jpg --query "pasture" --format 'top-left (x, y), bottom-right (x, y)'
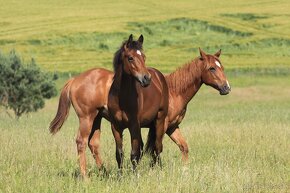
top-left (0, 0), bottom-right (290, 192)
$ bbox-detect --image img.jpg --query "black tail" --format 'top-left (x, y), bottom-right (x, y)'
top-left (144, 126), bottom-right (156, 154)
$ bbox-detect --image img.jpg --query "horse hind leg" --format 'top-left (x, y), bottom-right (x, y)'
top-left (88, 114), bottom-right (106, 173)
top-left (76, 116), bottom-right (94, 177)
top-left (145, 126), bottom-right (157, 166)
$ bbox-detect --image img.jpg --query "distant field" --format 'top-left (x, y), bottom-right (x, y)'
top-left (0, 0), bottom-right (290, 72)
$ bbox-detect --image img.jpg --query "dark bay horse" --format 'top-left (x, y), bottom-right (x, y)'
top-left (108, 34), bottom-right (169, 170)
top-left (146, 48), bottom-right (231, 161)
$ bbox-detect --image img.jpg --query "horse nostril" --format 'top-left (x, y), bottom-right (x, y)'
top-left (144, 75), bottom-right (150, 81)
top-left (223, 84), bottom-right (231, 92)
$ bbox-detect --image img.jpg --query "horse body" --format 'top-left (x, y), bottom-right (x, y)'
top-left (69, 68), bottom-right (113, 121)
top-left (146, 49), bottom-right (231, 161)
top-left (108, 35), bottom-right (169, 170)
top-left (109, 68), bottom-right (167, 128)
top-left (49, 68), bottom-right (113, 176)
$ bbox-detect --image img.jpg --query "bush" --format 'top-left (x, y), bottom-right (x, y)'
top-left (0, 50), bottom-right (57, 118)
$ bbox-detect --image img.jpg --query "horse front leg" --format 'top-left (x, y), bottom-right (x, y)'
top-left (154, 114), bottom-right (167, 167)
top-left (166, 127), bottom-right (189, 163)
top-left (129, 122), bottom-right (142, 171)
top-left (111, 124), bottom-right (124, 173)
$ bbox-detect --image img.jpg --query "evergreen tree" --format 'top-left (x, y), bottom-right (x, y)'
top-left (0, 50), bottom-right (57, 118)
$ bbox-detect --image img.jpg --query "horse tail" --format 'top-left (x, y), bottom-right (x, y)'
top-left (49, 79), bottom-right (73, 135)
top-left (144, 126), bottom-right (156, 154)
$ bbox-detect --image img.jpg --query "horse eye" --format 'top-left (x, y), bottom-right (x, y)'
top-left (128, 56), bottom-right (134, 62)
top-left (209, 67), bottom-right (216, 72)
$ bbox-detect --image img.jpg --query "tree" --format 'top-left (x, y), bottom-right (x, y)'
top-left (0, 50), bottom-right (57, 118)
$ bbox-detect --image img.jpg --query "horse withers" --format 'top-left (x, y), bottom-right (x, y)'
top-left (108, 34), bottom-right (169, 171)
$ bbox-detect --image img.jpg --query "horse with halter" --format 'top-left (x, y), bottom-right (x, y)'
top-left (108, 34), bottom-right (169, 171)
top-left (49, 35), bottom-right (230, 176)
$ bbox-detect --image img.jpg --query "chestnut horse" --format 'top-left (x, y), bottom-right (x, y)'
top-left (108, 34), bottom-right (169, 170)
top-left (49, 46), bottom-right (230, 176)
top-left (145, 48), bottom-right (231, 161)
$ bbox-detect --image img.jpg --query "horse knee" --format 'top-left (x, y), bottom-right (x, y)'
top-left (183, 145), bottom-right (189, 154)
top-left (89, 139), bottom-right (100, 151)
top-left (76, 137), bottom-right (87, 152)
top-left (179, 143), bottom-right (189, 154)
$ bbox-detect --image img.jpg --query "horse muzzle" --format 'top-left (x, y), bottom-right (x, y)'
top-left (219, 83), bottom-right (231, 95)
top-left (138, 74), bottom-right (151, 87)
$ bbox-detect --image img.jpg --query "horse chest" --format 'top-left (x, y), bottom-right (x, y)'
top-left (109, 99), bottom-right (136, 125)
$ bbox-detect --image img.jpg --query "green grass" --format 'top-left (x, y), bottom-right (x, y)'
top-left (0, 75), bottom-right (290, 192)
top-left (0, 0), bottom-right (290, 192)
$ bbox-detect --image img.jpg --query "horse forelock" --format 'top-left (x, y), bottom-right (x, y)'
top-left (113, 40), bottom-right (143, 73)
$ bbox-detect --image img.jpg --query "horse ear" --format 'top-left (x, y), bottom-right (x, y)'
top-left (125, 34), bottom-right (133, 50)
top-left (128, 34), bottom-right (133, 43)
top-left (199, 48), bottom-right (207, 59)
top-left (214, 49), bottom-right (222, 58)
top-left (138, 34), bottom-right (144, 45)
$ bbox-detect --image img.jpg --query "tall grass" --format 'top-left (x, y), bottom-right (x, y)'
top-left (0, 75), bottom-right (289, 192)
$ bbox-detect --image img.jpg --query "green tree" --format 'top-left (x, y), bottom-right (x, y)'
top-left (0, 50), bottom-right (57, 118)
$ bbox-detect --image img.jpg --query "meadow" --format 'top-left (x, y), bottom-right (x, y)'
top-left (0, 0), bottom-right (290, 192)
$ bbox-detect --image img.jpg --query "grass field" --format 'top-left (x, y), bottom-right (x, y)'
top-left (1, 0), bottom-right (290, 72)
top-left (1, 75), bottom-right (289, 192)
top-left (0, 0), bottom-right (290, 192)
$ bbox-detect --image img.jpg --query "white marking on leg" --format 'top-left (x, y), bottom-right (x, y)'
top-left (215, 60), bottom-right (221, 68)
top-left (136, 50), bottom-right (142, 56)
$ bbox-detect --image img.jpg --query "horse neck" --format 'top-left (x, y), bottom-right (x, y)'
top-left (166, 58), bottom-right (204, 106)
top-left (112, 64), bottom-right (135, 95)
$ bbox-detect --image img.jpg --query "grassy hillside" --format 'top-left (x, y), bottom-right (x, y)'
top-left (0, 0), bottom-right (290, 72)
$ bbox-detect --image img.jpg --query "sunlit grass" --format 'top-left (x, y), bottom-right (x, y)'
top-left (0, 75), bottom-right (289, 192)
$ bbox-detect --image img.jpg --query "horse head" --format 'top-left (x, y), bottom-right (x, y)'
top-left (119, 34), bottom-right (151, 87)
top-left (199, 48), bottom-right (231, 95)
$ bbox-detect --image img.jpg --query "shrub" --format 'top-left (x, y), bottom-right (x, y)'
top-left (0, 50), bottom-right (57, 118)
